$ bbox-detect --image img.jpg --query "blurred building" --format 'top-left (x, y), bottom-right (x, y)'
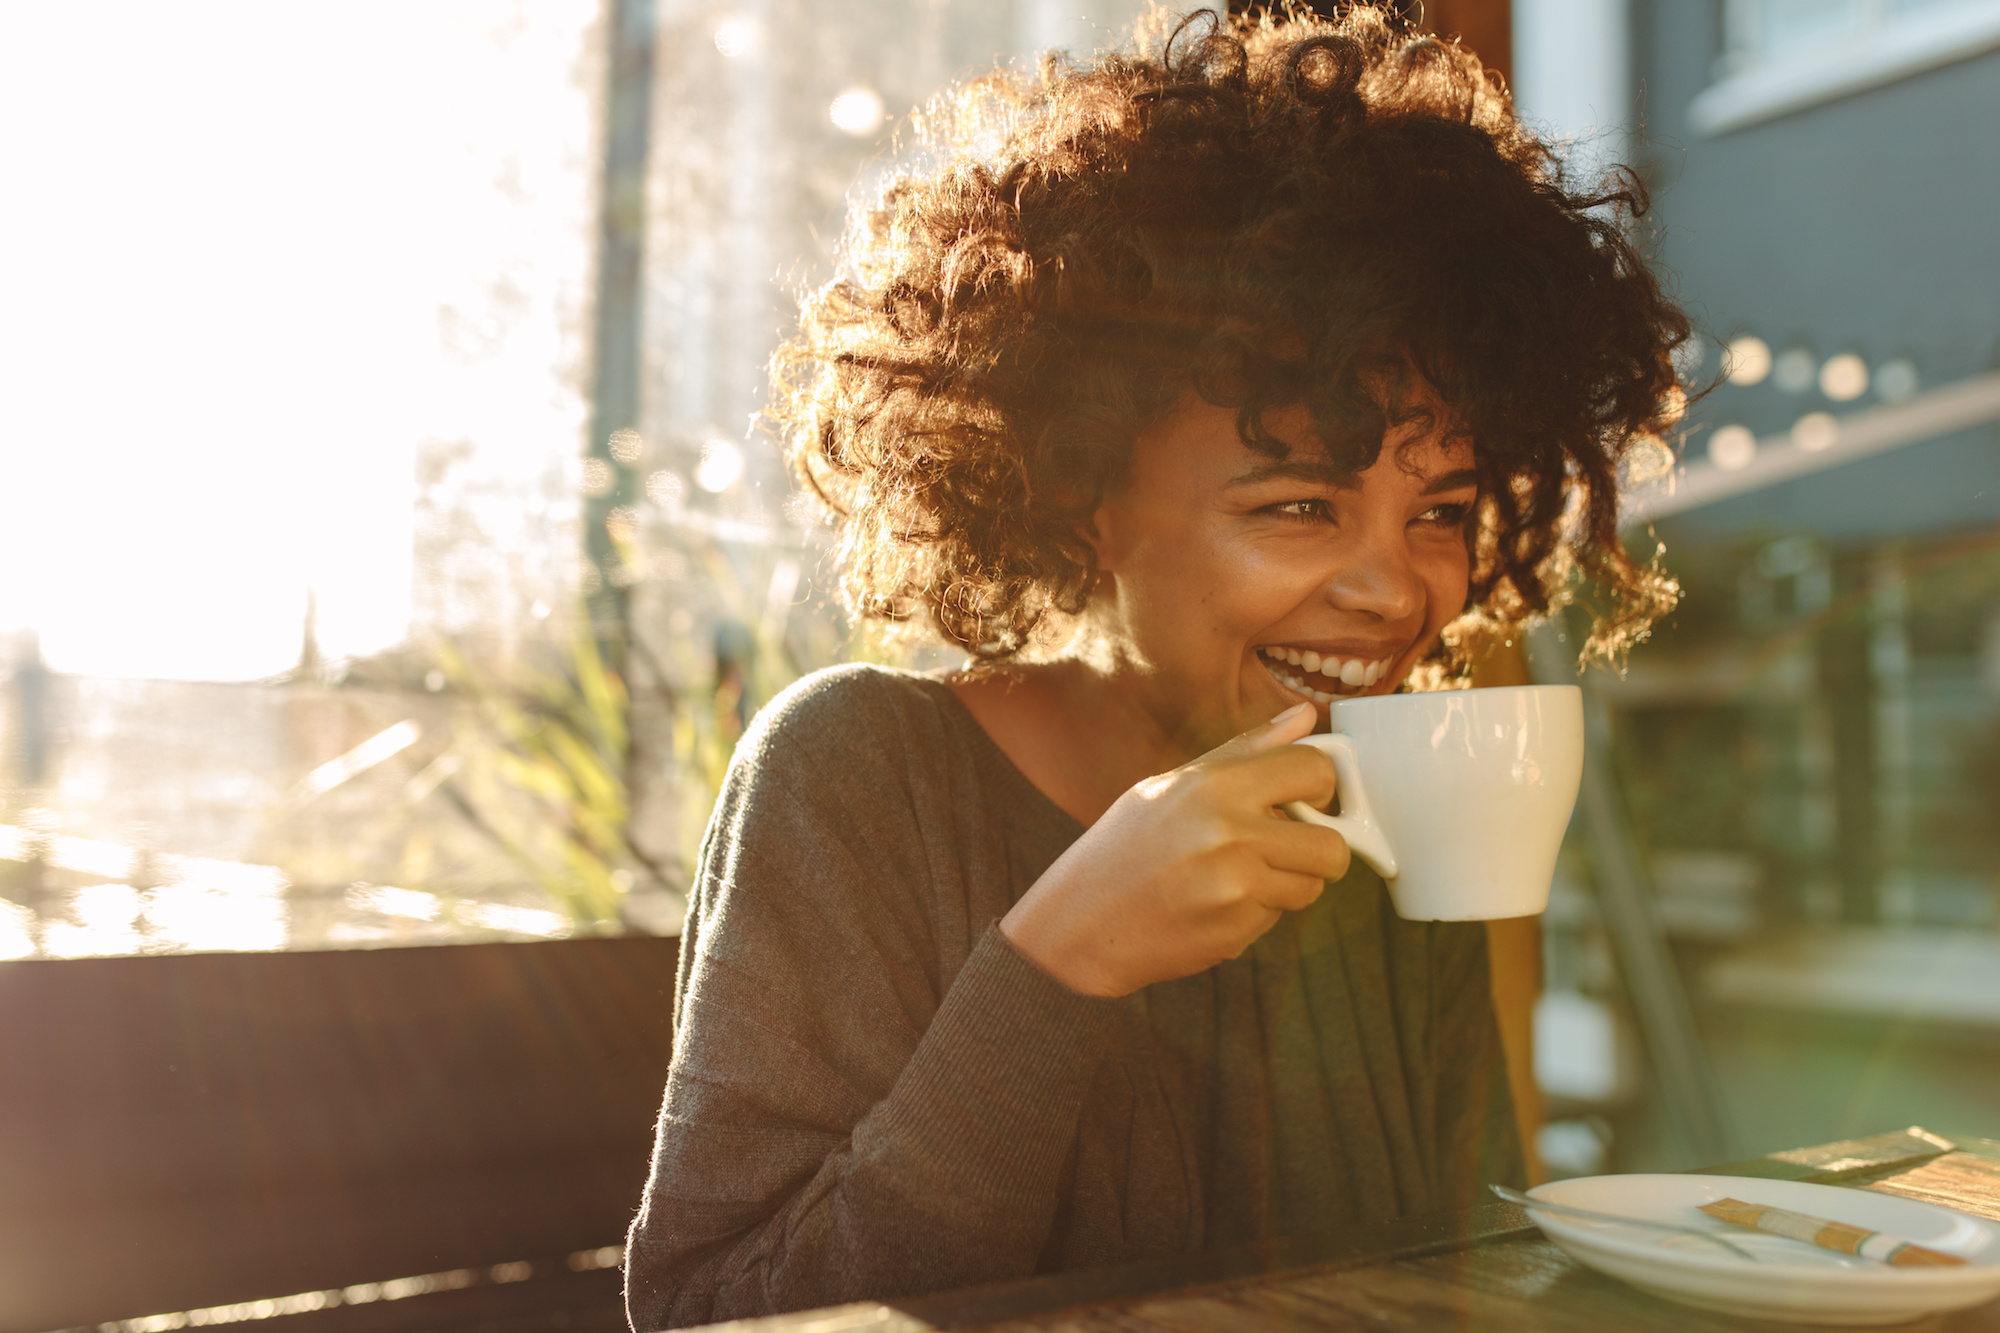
top-left (1515, 0), bottom-right (2000, 1171)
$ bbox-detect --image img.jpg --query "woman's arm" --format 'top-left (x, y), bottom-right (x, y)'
top-left (624, 674), bottom-right (1120, 1330)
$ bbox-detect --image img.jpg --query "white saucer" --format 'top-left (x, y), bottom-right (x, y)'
top-left (1524, 1173), bottom-right (2000, 1325)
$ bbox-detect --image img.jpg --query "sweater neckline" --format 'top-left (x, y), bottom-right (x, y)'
top-left (911, 673), bottom-right (1087, 844)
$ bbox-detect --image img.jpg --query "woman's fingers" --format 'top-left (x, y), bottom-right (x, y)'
top-left (1254, 868), bottom-right (1330, 914)
top-left (1004, 706), bottom-right (1353, 996)
top-left (1257, 817), bottom-right (1352, 884)
top-left (1211, 739), bottom-right (1338, 810)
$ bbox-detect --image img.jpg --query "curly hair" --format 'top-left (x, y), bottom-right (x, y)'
top-left (773, 3), bottom-right (1688, 672)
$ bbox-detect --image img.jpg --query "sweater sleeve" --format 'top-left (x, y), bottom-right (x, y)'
top-left (625, 670), bottom-right (1121, 1331)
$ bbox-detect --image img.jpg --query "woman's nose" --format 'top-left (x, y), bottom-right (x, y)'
top-left (1323, 535), bottom-right (1425, 622)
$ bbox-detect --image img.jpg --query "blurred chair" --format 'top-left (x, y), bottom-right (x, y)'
top-left (0, 935), bottom-right (678, 1333)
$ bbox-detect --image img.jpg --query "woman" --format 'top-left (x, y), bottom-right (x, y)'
top-left (626, 7), bottom-right (1687, 1328)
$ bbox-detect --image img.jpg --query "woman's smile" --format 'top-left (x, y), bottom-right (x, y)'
top-left (1257, 644), bottom-right (1397, 703)
top-left (1083, 392), bottom-right (1476, 754)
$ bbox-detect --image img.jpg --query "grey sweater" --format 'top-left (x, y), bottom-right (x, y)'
top-left (625, 664), bottom-right (1521, 1331)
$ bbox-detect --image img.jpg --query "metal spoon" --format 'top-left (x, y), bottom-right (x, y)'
top-left (1490, 1184), bottom-right (1762, 1262)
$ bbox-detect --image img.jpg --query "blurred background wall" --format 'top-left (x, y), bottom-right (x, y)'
top-left (1511, 0), bottom-right (2000, 1174)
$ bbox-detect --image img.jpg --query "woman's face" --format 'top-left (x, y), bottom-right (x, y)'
top-left (1086, 395), bottom-right (1476, 753)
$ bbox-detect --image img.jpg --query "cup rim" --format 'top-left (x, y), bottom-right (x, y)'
top-left (1329, 682), bottom-right (1581, 712)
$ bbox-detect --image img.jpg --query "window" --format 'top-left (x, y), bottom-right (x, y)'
top-left (0, 0), bottom-right (1152, 959)
top-left (1691, 0), bottom-right (2000, 134)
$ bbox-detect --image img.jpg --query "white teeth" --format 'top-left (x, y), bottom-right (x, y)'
top-left (1262, 647), bottom-right (1396, 695)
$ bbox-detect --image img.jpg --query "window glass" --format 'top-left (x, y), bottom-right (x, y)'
top-left (0, 0), bottom-right (1150, 957)
top-left (1726, 0), bottom-right (1988, 69)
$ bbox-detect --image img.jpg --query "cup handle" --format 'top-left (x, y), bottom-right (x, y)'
top-left (1284, 734), bottom-right (1399, 880)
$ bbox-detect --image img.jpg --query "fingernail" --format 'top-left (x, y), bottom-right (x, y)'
top-left (1272, 702), bottom-right (1311, 724)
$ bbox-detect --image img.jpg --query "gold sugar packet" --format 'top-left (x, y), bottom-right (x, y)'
top-left (1698, 1198), bottom-right (1966, 1267)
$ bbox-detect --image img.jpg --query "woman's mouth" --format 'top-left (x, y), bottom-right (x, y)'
top-left (1258, 645), bottom-right (1394, 704)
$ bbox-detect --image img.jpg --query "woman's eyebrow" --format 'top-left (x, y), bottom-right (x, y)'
top-left (1225, 460), bottom-right (1352, 488)
top-left (1224, 462), bottom-right (1480, 493)
top-left (1420, 467), bottom-right (1479, 495)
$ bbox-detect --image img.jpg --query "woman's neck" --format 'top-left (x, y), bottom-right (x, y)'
top-left (948, 654), bottom-right (1189, 827)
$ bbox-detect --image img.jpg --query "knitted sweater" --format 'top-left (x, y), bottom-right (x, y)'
top-left (625, 664), bottom-right (1521, 1330)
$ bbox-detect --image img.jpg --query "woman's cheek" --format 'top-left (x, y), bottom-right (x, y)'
top-left (1423, 543), bottom-right (1473, 640)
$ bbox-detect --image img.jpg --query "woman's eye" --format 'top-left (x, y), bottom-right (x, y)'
top-left (1416, 501), bottom-right (1472, 527)
top-left (1270, 498), bottom-right (1333, 522)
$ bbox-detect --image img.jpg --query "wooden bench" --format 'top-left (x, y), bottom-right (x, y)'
top-left (0, 935), bottom-right (680, 1333)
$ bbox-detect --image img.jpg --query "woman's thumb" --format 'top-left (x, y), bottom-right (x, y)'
top-left (1214, 701), bottom-right (1315, 758)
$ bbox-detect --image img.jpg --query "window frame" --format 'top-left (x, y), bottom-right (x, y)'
top-left (1689, 0), bottom-right (2000, 135)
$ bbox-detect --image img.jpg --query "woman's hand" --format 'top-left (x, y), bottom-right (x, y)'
top-left (999, 702), bottom-right (1352, 998)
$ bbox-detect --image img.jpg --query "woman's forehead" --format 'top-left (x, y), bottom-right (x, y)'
top-left (1141, 394), bottom-right (1475, 488)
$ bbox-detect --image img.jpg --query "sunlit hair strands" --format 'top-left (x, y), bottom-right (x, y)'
top-left (772, 3), bottom-right (1689, 673)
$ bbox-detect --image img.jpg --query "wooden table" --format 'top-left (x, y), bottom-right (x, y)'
top-left (692, 1129), bottom-right (2000, 1333)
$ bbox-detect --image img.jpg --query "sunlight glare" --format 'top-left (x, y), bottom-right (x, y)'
top-left (830, 87), bottom-right (887, 137)
top-left (0, 2), bottom-right (596, 681)
top-left (696, 440), bottom-right (746, 493)
top-left (714, 17), bottom-right (762, 59)
top-left (146, 858), bottom-right (289, 952)
top-left (0, 901), bottom-right (34, 960)
top-left (348, 883), bottom-right (443, 922)
top-left (458, 901), bottom-right (567, 937)
top-left (44, 884), bottom-right (145, 959)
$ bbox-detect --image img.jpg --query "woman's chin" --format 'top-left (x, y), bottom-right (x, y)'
top-left (1239, 668), bottom-right (1323, 730)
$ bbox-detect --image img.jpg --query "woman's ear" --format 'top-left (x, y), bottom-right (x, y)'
top-left (1076, 500), bottom-right (1120, 573)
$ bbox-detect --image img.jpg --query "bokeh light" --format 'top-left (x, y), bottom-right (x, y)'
top-left (1791, 410), bottom-right (1839, 452)
top-left (646, 470), bottom-right (686, 506)
top-left (713, 17), bottom-right (761, 59)
top-left (1708, 424), bottom-right (1758, 471)
top-left (1818, 352), bottom-right (1869, 401)
top-left (695, 440), bottom-right (745, 493)
top-left (829, 86), bottom-right (887, 136)
top-left (1724, 335), bottom-right (1772, 385)
top-left (1620, 432), bottom-right (1676, 488)
top-left (1875, 358), bottom-right (1921, 402)
top-left (1773, 346), bottom-right (1818, 393)
top-left (606, 507), bottom-right (641, 543)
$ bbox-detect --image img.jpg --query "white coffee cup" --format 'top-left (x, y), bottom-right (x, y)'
top-left (1284, 684), bottom-right (1584, 921)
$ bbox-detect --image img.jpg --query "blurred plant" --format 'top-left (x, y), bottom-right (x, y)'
top-left (434, 624), bottom-right (671, 933)
top-left (440, 522), bottom-right (948, 909)
top-left (661, 542), bottom-right (813, 880)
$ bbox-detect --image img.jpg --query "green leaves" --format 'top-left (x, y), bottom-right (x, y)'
top-left (435, 628), bottom-right (645, 933)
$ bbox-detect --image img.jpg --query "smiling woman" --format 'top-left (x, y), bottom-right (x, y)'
top-left (776, 10), bottom-right (1688, 678)
top-left (625, 7), bottom-right (1694, 1329)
